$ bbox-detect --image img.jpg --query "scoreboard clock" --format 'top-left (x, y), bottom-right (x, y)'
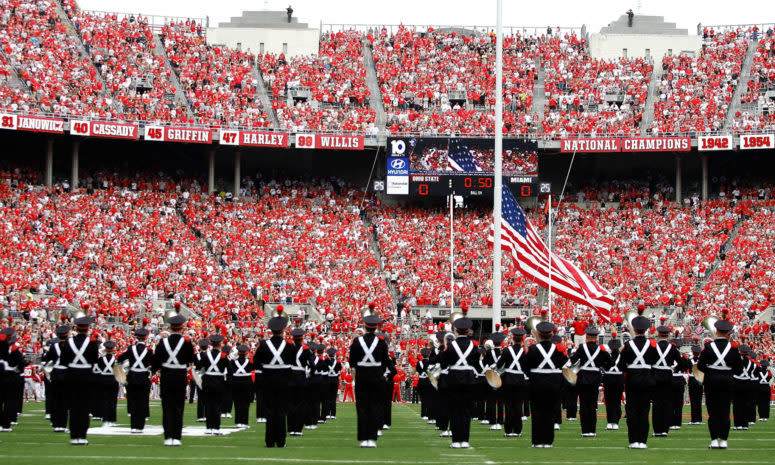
top-left (409, 174), bottom-right (538, 197)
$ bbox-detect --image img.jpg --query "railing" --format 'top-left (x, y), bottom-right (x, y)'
top-left (79, 10), bottom-right (207, 37)
top-left (321, 23), bottom-right (584, 38)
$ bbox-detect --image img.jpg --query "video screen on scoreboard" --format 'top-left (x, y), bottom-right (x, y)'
top-left (386, 137), bottom-right (539, 197)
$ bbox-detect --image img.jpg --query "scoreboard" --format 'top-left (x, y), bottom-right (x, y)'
top-left (409, 174), bottom-right (538, 198)
top-left (385, 136), bottom-right (542, 197)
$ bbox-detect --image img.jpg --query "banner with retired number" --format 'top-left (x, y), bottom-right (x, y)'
top-left (145, 125), bottom-right (212, 144)
top-left (71, 120), bottom-right (138, 140)
top-left (698, 135), bottom-right (734, 151)
top-left (740, 134), bottom-right (774, 150)
top-left (0, 114), bottom-right (65, 133)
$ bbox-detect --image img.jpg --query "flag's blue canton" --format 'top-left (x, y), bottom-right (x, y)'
top-left (447, 138), bottom-right (480, 172)
top-left (502, 187), bottom-right (527, 236)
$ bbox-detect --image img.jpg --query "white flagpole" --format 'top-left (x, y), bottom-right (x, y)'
top-left (450, 193), bottom-right (454, 314)
top-left (547, 194), bottom-right (553, 322)
top-left (492, 0), bottom-right (503, 328)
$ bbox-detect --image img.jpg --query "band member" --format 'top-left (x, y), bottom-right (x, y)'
top-left (732, 345), bottom-right (753, 430)
top-left (0, 328), bottom-right (26, 432)
top-left (220, 344), bottom-right (234, 419)
top-left (287, 328), bottom-right (311, 437)
top-left (349, 314), bottom-right (390, 448)
top-left (307, 343), bottom-right (326, 428)
top-left (756, 360), bottom-right (772, 421)
top-left (152, 314), bottom-right (194, 446)
top-left (602, 338), bottom-right (624, 430)
top-left (618, 316), bottom-right (658, 449)
top-left (324, 347), bottom-right (342, 420)
top-left (651, 326), bottom-right (686, 437)
top-left (42, 326), bottom-right (70, 432)
top-left (95, 340), bottom-right (119, 426)
top-left (432, 333), bottom-right (454, 438)
top-left (438, 316), bottom-right (478, 449)
top-left (194, 339), bottom-right (210, 422)
top-left (254, 314), bottom-right (295, 447)
top-left (496, 327), bottom-right (528, 438)
top-left (229, 344), bottom-right (254, 428)
top-left (381, 346), bottom-right (397, 431)
top-left (118, 327), bottom-right (153, 433)
top-left (688, 345), bottom-right (704, 425)
top-left (254, 337), bottom-right (266, 424)
top-left (483, 332), bottom-right (505, 430)
top-left (570, 327), bottom-right (612, 437)
top-left (670, 339), bottom-right (690, 430)
top-left (523, 321), bottom-right (568, 448)
top-left (198, 334), bottom-right (229, 435)
top-left (60, 317), bottom-right (99, 445)
top-left (697, 319), bottom-right (742, 449)
top-left (746, 351), bottom-right (759, 425)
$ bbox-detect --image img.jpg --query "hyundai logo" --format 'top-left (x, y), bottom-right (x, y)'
top-left (390, 159), bottom-right (407, 170)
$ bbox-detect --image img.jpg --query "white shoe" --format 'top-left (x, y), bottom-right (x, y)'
top-left (258, 418), bottom-right (267, 423)
top-left (198, 418), bottom-right (206, 423)
top-left (382, 424), bottom-right (389, 430)
top-left (369, 440), bottom-right (377, 448)
top-left (450, 442), bottom-right (461, 449)
top-left (719, 440), bottom-right (728, 449)
top-left (489, 424), bottom-right (502, 430)
top-left (638, 443), bottom-right (648, 449)
top-left (567, 417), bottom-right (577, 421)
top-left (226, 413), bottom-right (232, 418)
top-left (581, 433), bottom-right (596, 437)
top-left (544, 444), bottom-right (553, 448)
top-left (629, 443), bottom-right (639, 449)
top-left (460, 442), bottom-right (470, 448)
top-left (360, 440), bottom-right (370, 448)
top-left (440, 430), bottom-right (451, 437)
top-left (670, 426), bottom-right (680, 430)
top-left (521, 416), bottom-right (528, 421)
top-left (70, 439), bottom-right (80, 445)
top-left (164, 438), bottom-right (173, 446)
top-left (613, 424), bottom-right (619, 430)
top-left (204, 429), bottom-right (213, 435)
top-left (45, 414), bottom-right (51, 419)
top-left (606, 423), bottom-right (613, 430)
top-left (421, 416), bottom-right (429, 420)
top-left (211, 430), bottom-right (223, 436)
top-left (427, 420), bottom-right (436, 424)
top-left (709, 439), bottom-right (719, 449)
top-left (377, 430), bottom-right (382, 437)
top-left (130, 429), bottom-right (143, 434)
top-left (480, 420), bottom-right (490, 425)
top-left (172, 439), bottom-right (182, 446)
top-left (553, 423), bottom-right (560, 430)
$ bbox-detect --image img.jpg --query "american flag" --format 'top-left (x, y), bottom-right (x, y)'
top-left (447, 139), bottom-right (483, 172)
top-left (489, 186), bottom-right (615, 322)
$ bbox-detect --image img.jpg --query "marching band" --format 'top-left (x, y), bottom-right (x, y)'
top-left (0, 305), bottom-right (773, 451)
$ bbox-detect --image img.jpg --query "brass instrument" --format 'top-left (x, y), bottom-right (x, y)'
top-left (624, 309), bottom-right (639, 333)
top-left (192, 369), bottom-right (204, 389)
top-left (701, 315), bottom-right (720, 339)
top-left (562, 360), bottom-right (581, 386)
top-left (692, 364), bottom-right (705, 384)
top-left (484, 365), bottom-right (504, 389)
top-left (525, 316), bottom-right (542, 337)
top-left (113, 365), bottom-right (127, 385)
top-left (427, 364), bottom-right (442, 390)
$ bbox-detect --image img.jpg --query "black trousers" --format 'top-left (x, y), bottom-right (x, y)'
top-left (485, 387), bottom-right (504, 424)
top-left (196, 385), bottom-right (206, 419)
top-left (8, 376), bottom-right (22, 422)
top-left (188, 380), bottom-right (197, 403)
top-left (529, 376), bottom-right (560, 445)
top-left (603, 378), bottom-right (624, 424)
top-left (625, 381), bottom-right (652, 444)
top-left (382, 382), bottom-right (392, 427)
top-left (286, 386), bottom-right (305, 433)
top-left (50, 378), bottom-right (68, 429)
top-left (578, 382), bottom-right (599, 434)
top-left (203, 379), bottom-right (224, 430)
top-left (436, 386), bottom-right (450, 431)
top-left (44, 377), bottom-right (52, 414)
top-left (255, 382), bottom-right (266, 420)
top-left (502, 383), bottom-right (526, 435)
top-left (448, 384), bottom-right (472, 443)
top-left (757, 385), bottom-right (770, 420)
top-left (321, 381), bottom-right (334, 418)
top-left (732, 380), bottom-right (749, 427)
top-left (562, 382), bottom-right (577, 419)
top-left (231, 381), bottom-right (253, 425)
top-left (652, 379), bottom-right (672, 434)
top-left (688, 378), bottom-right (703, 423)
top-left (306, 382), bottom-right (321, 425)
top-left (671, 379), bottom-right (686, 427)
top-left (746, 381), bottom-right (757, 424)
top-left (160, 373), bottom-right (187, 440)
top-left (101, 378), bottom-right (119, 422)
top-left (0, 376), bottom-right (14, 428)
top-left (705, 379), bottom-right (732, 440)
top-left (355, 381), bottom-right (381, 441)
top-left (263, 382), bottom-right (289, 447)
top-left (126, 383), bottom-right (150, 430)
top-left (67, 376), bottom-right (94, 439)
top-left (221, 387), bottom-right (233, 415)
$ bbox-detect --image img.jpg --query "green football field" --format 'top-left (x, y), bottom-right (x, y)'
top-left (1, 400), bottom-right (773, 464)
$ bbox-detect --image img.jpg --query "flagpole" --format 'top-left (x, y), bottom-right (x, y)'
top-left (450, 193), bottom-right (454, 314)
top-left (547, 194), bottom-right (553, 322)
top-left (492, 0), bottom-right (503, 328)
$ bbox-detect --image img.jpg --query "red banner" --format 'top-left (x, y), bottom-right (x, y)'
top-left (70, 120), bottom-right (138, 140)
top-left (622, 137), bottom-right (690, 152)
top-left (0, 115), bottom-right (66, 133)
top-left (145, 125), bottom-right (212, 144)
top-left (314, 134), bottom-right (364, 150)
top-left (240, 131), bottom-right (288, 148)
top-left (560, 138), bottom-right (621, 153)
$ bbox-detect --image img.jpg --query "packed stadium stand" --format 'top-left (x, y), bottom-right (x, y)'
top-left (1, 0), bottom-right (775, 369)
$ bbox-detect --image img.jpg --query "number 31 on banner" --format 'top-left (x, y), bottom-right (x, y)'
top-left (296, 134), bottom-right (316, 149)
